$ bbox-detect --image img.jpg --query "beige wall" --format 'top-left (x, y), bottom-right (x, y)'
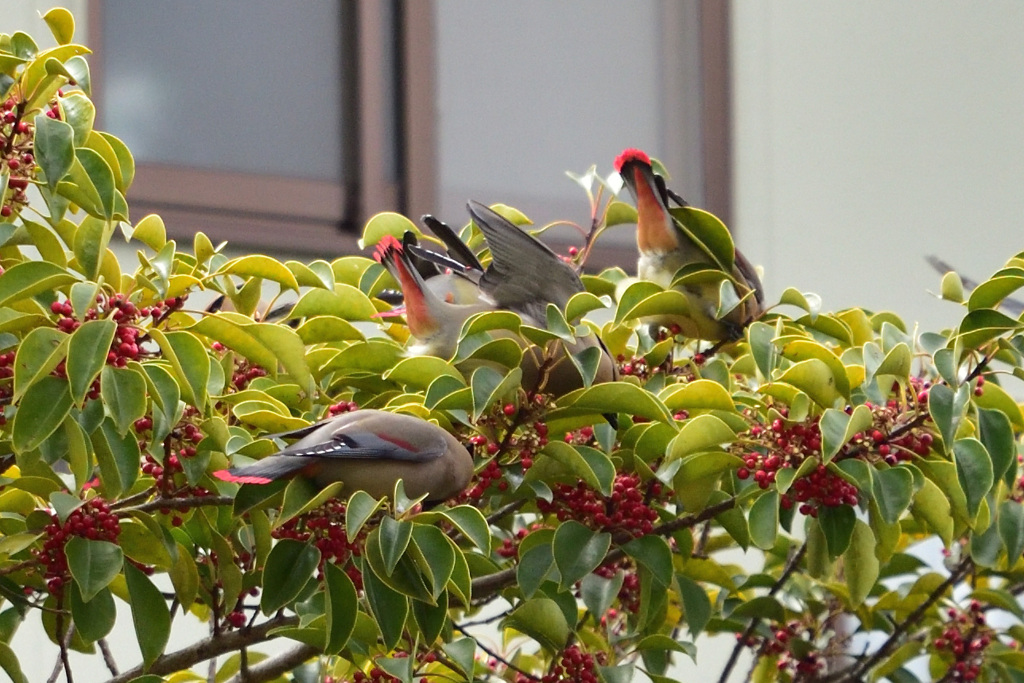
top-left (732, 1), bottom-right (1024, 334)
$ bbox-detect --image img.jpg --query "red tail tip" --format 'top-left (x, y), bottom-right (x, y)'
top-left (373, 234), bottom-right (403, 264)
top-left (213, 469), bottom-right (274, 485)
top-left (614, 148), bottom-right (651, 172)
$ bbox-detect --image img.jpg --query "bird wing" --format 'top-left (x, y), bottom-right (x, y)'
top-left (467, 200), bottom-right (583, 317)
top-left (276, 414), bottom-right (448, 463)
top-left (422, 214), bottom-right (484, 271)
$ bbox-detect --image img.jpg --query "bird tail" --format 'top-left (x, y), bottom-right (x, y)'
top-left (213, 456), bottom-right (307, 485)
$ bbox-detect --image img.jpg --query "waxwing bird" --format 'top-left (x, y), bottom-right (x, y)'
top-left (213, 409), bottom-right (473, 501)
top-left (465, 200), bottom-right (619, 393)
top-left (615, 148), bottom-right (765, 341)
top-left (374, 234), bottom-right (494, 358)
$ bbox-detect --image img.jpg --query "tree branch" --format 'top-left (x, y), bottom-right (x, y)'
top-left (226, 643), bottom-right (319, 683)
top-left (821, 556), bottom-right (973, 683)
top-left (104, 614), bottom-right (299, 683)
top-left (716, 541), bottom-right (807, 683)
top-left (117, 495), bottom-right (234, 515)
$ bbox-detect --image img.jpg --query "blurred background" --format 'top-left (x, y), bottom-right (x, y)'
top-left (12, 1), bottom-right (1024, 334)
top-left (6, 1), bottom-right (1024, 680)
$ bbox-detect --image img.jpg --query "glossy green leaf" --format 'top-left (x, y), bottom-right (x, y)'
top-left (12, 326), bottom-right (69, 401)
top-left (125, 562), bottom-right (171, 669)
top-left (65, 537), bottom-right (123, 602)
top-left (61, 93), bottom-right (95, 146)
top-left (872, 467), bottom-right (914, 526)
top-left (361, 556), bottom-right (409, 650)
top-left (999, 501), bottom-right (1024, 569)
top-left (33, 115), bottom-right (75, 189)
top-left (470, 365), bottom-right (522, 420)
top-left (0, 643), bottom-right (26, 683)
top-left (844, 520), bottom-right (879, 607)
top-left (559, 381), bottom-right (673, 423)
top-left (503, 598), bottom-right (570, 654)
top-left (43, 7), bottom-right (76, 44)
top-left (379, 516), bottom-right (413, 577)
top-left (0, 261), bottom-right (78, 307)
top-left (580, 571), bottom-right (623, 619)
top-left (667, 414), bottom-right (737, 459)
top-left (359, 211), bottom-right (420, 248)
top-left (749, 491), bottom-right (779, 550)
top-left (552, 521), bottom-right (611, 590)
top-left (676, 574), bottom-right (712, 636)
top-left (818, 504), bottom-right (857, 560)
top-left (622, 535), bottom-right (673, 587)
top-left (11, 375), bottom-right (72, 454)
top-left (217, 254), bottom-right (299, 291)
top-left (346, 491), bottom-right (385, 539)
top-left (820, 405), bottom-right (873, 462)
top-left (99, 365), bottom-right (148, 435)
top-left (324, 562), bottom-right (358, 654)
top-left (261, 539), bottom-right (320, 614)
top-left (70, 583), bottom-right (115, 643)
top-left (978, 408), bottom-right (1015, 485)
top-left (66, 318), bottom-right (116, 405)
top-left (954, 438), bottom-right (994, 522)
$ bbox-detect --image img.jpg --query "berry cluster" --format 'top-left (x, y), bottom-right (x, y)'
top-left (328, 400), bottom-right (360, 416)
top-left (272, 498), bottom-right (365, 588)
top-left (35, 498), bottom-right (120, 594)
top-left (514, 645), bottom-right (601, 683)
top-left (136, 407), bottom-right (210, 522)
top-left (230, 359), bottom-right (268, 391)
top-left (737, 620), bottom-right (824, 678)
top-left (344, 651), bottom-right (440, 683)
top-left (737, 386), bottom-right (937, 516)
top-left (616, 354), bottom-right (651, 381)
top-left (459, 402), bottom-right (548, 504)
top-left (933, 601), bottom-right (991, 681)
top-left (1, 96), bottom-right (38, 218)
top-left (594, 562), bottom-right (641, 613)
top-left (536, 473), bottom-right (663, 538)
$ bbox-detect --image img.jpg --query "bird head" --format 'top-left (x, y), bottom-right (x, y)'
top-left (615, 148), bottom-right (679, 254)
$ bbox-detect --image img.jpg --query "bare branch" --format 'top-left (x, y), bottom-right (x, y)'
top-left (226, 644), bottom-right (319, 683)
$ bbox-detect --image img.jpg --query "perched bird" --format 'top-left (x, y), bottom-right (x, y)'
top-left (615, 148), bottom-right (765, 341)
top-left (213, 409), bottom-right (473, 502)
top-left (374, 234), bottom-right (492, 359)
top-left (374, 202), bottom-right (618, 395)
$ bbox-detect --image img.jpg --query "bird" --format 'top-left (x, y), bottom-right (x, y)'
top-left (213, 409), bottom-right (474, 502)
top-left (373, 201), bottom-right (618, 395)
top-left (615, 148), bottom-right (765, 342)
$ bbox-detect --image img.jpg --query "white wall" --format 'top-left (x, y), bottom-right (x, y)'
top-left (732, 2), bottom-right (1024, 334)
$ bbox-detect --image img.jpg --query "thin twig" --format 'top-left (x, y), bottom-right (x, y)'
top-left (118, 495), bottom-right (233, 515)
top-left (98, 639), bottom-right (119, 676)
top-left (453, 623), bottom-right (541, 682)
top-left (47, 620), bottom-right (75, 683)
top-left (717, 542), bottom-right (807, 683)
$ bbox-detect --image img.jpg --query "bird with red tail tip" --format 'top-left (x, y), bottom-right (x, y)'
top-left (374, 234), bottom-right (494, 358)
top-left (213, 409), bottom-right (473, 502)
top-left (615, 147), bottom-right (764, 342)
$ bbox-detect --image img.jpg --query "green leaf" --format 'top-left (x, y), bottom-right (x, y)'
top-left (503, 598), bottom-right (570, 654)
top-left (872, 467), bottom-right (914, 525)
top-left (819, 405), bottom-right (872, 462)
top-left (929, 383), bottom-right (969, 453)
top-left (432, 505), bottom-right (491, 554)
top-left (667, 414), bottom-right (737, 460)
top-left (217, 255), bottom-right (300, 291)
top-left (148, 329), bottom-right (210, 409)
top-left (43, 7), bottom-right (76, 44)
top-left (124, 562), bottom-right (171, 669)
top-left (749, 490), bottom-right (779, 550)
top-left (12, 326), bottom-right (69, 401)
top-left (346, 491), bottom-right (385, 539)
top-left (66, 318), bottom-right (116, 405)
top-left (774, 359), bottom-right (843, 409)
top-left (553, 521), bottom-right (611, 590)
top-left (517, 542), bottom-right (555, 599)
top-left (0, 643), bottom-right (26, 683)
top-left (580, 572), bottom-right (623, 619)
top-left (92, 417), bottom-right (141, 498)
top-left (676, 574), bottom-right (712, 636)
top-left (65, 537), bottom-right (123, 602)
top-left (818, 504), bottom-right (857, 559)
top-left (361, 556), bottom-right (409, 650)
top-left (11, 375), bottom-right (72, 454)
top-left (622, 535), bottom-right (673, 587)
top-left (999, 501), bottom-right (1024, 569)
top-left (470, 365), bottom-right (522, 420)
top-left (379, 517), bottom-right (414, 576)
top-left (953, 438), bottom-right (994, 522)
top-left (0, 261), bottom-right (78, 308)
top-left (409, 525), bottom-right (457, 601)
top-left (33, 115), bottom-right (75, 189)
top-left (261, 539), bottom-right (320, 614)
top-left (978, 408), bottom-right (1015, 486)
top-left (324, 562), bottom-right (357, 654)
top-left (61, 93), bottom-right (95, 146)
top-left (70, 584), bottom-right (115, 643)
top-left (558, 381), bottom-right (674, 423)
top-left (131, 214), bottom-right (166, 251)
top-left (844, 520), bottom-right (879, 607)
top-left (100, 365), bottom-right (147, 435)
